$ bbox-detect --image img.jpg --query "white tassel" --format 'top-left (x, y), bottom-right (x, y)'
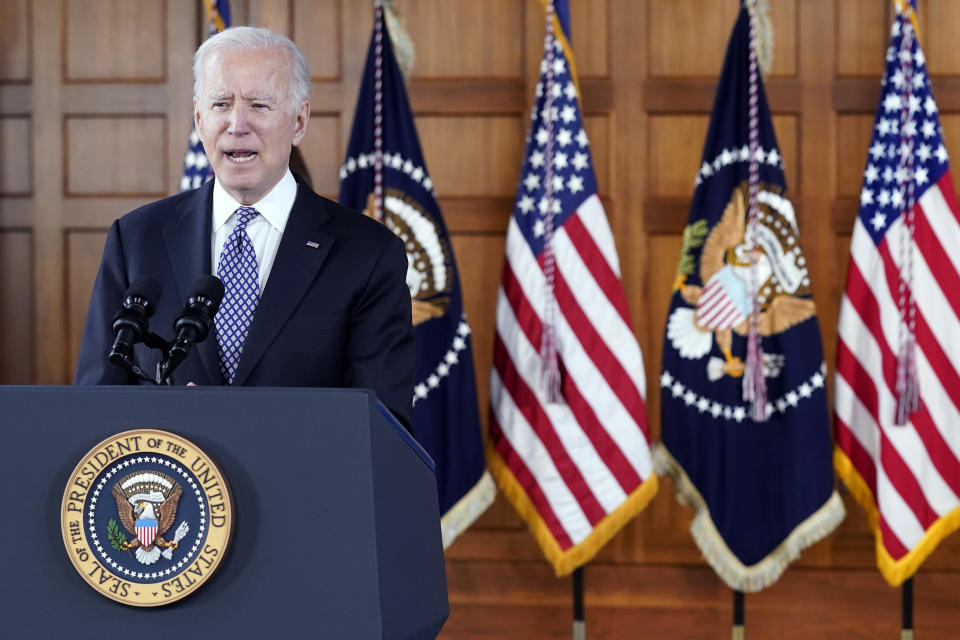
top-left (383, 0), bottom-right (415, 78)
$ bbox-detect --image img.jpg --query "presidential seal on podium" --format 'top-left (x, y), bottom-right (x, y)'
top-left (61, 429), bottom-right (233, 606)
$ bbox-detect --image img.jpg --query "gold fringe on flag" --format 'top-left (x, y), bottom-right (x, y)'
top-left (654, 444), bottom-right (846, 592)
top-left (835, 447), bottom-right (960, 587)
top-left (440, 471), bottom-right (497, 549)
top-left (487, 441), bottom-right (658, 576)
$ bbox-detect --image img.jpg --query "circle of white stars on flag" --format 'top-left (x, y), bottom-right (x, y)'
top-left (339, 151), bottom-right (435, 196)
top-left (694, 144), bottom-right (784, 188)
top-left (412, 316), bottom-right (472, 406)
top-left (659, 362), bottom-right (827, 423)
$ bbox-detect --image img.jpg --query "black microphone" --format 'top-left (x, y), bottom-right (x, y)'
top-left (109, 276), bottom-right (162, 367)
top-left (158, 275), bottom-right (225, 383)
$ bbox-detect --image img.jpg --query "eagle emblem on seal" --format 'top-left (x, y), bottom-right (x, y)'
top-left (668, 181), bottom-right (816, 381)
top-left (109, 471), bottom-right (190, 565)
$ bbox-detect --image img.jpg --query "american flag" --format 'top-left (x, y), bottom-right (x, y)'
top-left (657, 2), bottom-right (843, 592)
top-left (487, 0), bottom-right (657, 576)
top-left (178, 0), bottom-right (230, 192)
top-left (835, 0), bottom-right (960, 587)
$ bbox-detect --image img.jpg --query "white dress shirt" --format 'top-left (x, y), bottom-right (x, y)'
top-left (211, 169), bottom-right (297, 294)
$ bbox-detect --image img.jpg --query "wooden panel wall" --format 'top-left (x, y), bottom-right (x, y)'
top-left (2, 0), bottom-right (959, 637)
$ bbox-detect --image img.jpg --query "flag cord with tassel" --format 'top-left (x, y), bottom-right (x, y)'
top-left (743, 0), bottom-right (767, 422)
top-left (894, 10), bottom-right (920, 426)
top-left (372, 1), bottom-right (385, 222)
top-left (540, 0), bottom-right (562, 403)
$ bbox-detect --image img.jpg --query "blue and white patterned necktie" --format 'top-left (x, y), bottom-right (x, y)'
top-left (216, 206), bottom-right (260, 384)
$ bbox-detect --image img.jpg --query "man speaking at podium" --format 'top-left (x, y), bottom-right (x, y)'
top-left (74, 27), bottom-right (414, 430)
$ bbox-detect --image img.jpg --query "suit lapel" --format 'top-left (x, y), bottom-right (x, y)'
top-left (231, 188), bottom-right (334, 386)
top-left (162, 181), bottom-right (220, 385)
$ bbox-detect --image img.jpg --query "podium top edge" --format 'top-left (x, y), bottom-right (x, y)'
top-left (2, 385), bottom-right (375, 396)
top-left (2, 385), bottom-right (436, 474)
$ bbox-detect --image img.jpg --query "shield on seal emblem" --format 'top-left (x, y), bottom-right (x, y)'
top-left (135, 516), bottom-right (158, 547)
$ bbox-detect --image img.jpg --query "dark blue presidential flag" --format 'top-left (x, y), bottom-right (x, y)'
top-left (655, 3), bottom-right (844, 591)
top-left (339, 5), bottom-right (493, 548)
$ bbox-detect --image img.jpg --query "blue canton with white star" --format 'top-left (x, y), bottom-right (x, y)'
top-left (179, 128), bottom-right (214, 192)
top-left (513, 37), bottom-right (598, 259)
top-left (858, 6), bottom-right (950, 245)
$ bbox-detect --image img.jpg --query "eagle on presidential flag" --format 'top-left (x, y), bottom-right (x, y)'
top-left (655, 0), bottom-right (844, 592)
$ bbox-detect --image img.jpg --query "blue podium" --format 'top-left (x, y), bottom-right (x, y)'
top-left (1, 385), bottom-right (448, 639)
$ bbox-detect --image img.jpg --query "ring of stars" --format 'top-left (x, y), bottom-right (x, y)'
top-left (340, 151), bottom-right (434, 195)
top-left (87, 457), bottom-right (207, 582)
top-left (413, 316), bottom-right (473, 406)
top-left (694, 145), bottom-right (783, 188)
top-left (660, 362), bottom-right (827, 423)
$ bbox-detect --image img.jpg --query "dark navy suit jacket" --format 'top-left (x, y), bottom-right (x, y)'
top-left (74, 178), bottom-right (414, 430)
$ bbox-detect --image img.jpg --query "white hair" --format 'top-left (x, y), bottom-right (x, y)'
top-left (193, 26), bottom-right (310, 110)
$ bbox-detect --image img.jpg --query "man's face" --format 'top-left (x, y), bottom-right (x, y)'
top-left (194, 47), bottom-right (309, 205)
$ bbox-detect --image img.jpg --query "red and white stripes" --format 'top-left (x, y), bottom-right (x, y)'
top-left (492, 195), bottom-right (653, 552)
top-left (836, 174), bottom-right (960, 562)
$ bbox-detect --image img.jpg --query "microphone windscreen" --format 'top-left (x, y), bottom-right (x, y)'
top-left (125, 275), bottom-right (162, 313)
top-left (190, 275), bottom-right (225, 315)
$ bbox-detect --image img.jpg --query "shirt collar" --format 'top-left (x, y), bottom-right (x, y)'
top-left (212, 169), bottom-right (298, 232)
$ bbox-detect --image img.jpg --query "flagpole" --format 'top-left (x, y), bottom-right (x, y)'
top-left (901, 578), bottom-right (914, 640)
top-left (732, 589), bottom-right (745, 640)
top-left (572, 566), bottom-right (585, 640)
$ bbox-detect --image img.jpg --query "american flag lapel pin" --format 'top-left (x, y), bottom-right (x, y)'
top-left (305, 241), bottom-right (320, 249)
